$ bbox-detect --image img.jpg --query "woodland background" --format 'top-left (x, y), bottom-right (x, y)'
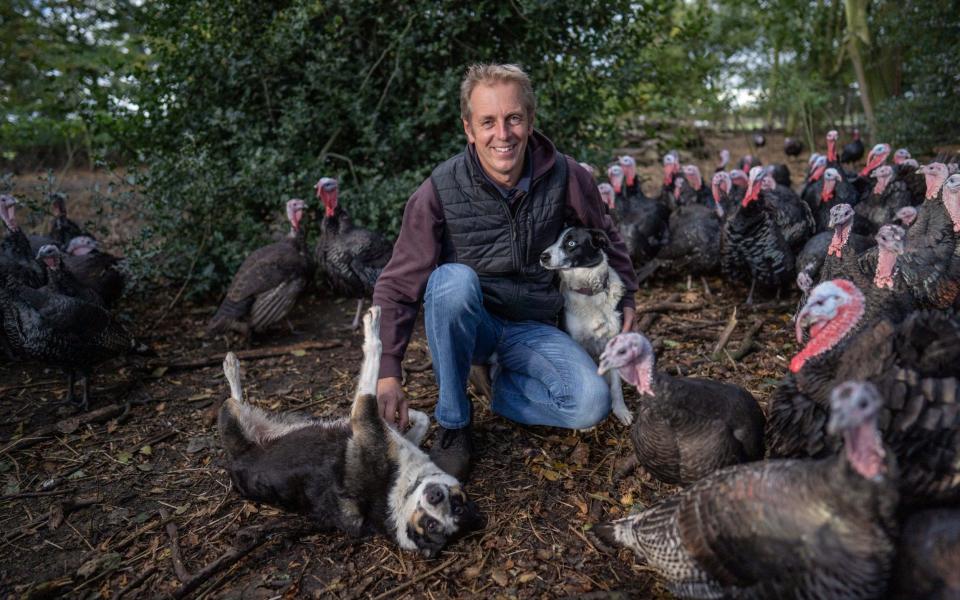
top-left (2, 0), bottom-right (958, 297)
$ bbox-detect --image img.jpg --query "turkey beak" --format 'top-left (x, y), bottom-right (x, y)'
top-left (597, 354), bottom-right (612, 376)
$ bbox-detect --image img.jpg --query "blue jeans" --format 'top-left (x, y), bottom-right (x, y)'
top-left (424, 263), bottom-right (611, 430)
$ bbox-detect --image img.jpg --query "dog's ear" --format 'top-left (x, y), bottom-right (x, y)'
top-left (588, 229), bottom-right (610, 250)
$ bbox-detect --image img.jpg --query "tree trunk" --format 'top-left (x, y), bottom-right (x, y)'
top-left (844, 0), bottom-right (876, 140)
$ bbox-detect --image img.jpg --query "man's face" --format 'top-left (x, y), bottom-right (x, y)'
top-left (462, 81), bottom-right (533, 187)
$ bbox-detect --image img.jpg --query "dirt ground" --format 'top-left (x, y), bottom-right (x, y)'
top-left (1, 136), bottom-right (812, 599)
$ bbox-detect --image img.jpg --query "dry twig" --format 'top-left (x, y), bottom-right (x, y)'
top-left (160, 340), bottom-right (342, 372)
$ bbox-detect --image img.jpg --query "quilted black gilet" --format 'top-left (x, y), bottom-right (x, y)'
top-left (432, 147), bottom-right (567, 322)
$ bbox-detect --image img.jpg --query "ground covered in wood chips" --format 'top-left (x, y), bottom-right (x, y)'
top-left (0, 276), bottom-right (801, 599)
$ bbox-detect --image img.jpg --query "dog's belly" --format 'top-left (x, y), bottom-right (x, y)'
top-left (564, 297), bottom-right (620, 358)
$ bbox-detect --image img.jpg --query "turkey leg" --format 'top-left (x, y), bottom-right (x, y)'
top-left (64, 370), bottom-right (76, 406)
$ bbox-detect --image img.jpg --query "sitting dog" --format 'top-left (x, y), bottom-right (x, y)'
top-left (540, 227), bottom-right (632, 425)
top-left (217, 306), bottom-right (483, 557)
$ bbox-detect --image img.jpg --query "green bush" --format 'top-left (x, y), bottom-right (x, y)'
top-left (128, 0), bottom-right (708, 296)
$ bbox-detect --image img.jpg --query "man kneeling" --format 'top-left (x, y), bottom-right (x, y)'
top-left (373, 63), bottom-right (638, 481)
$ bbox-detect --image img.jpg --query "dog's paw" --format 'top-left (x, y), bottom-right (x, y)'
top-left (613, 406), bottom-right (634, 427)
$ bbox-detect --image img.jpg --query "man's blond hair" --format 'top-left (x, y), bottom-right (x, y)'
top-left (459, 63), bottom-right (536, 122)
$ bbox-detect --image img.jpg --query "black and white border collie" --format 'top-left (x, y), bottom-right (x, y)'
top-left (217, 307), bottom-right (483, 557)
top-left (540, 227), bottom-right (632, 426)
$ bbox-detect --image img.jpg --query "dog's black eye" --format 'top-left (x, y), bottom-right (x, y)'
top-left (452, 505), bottom-right (463, 516)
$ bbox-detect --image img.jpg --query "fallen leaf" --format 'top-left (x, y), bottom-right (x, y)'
top-left (490, 569), bottom-right (509, 587)
top-left (291, 349), bottom-right (307, 357)
top-left (572, 497), bottom-right (588, 515)
top-left (569, 442), bottom-right (589, 466)
top-left (186, 436), bottom-right (211, 454)
top-left (535, 549), bottom-right (553, 560)
top-left (151, 366), bottom-right (168, 378)
top-left (541, 469), bottom-right (560, 481)
top-left (139, 445), bottom-right (152, 456)
top-left (116, 451), bottom-right (132, 465)
top-left (517, 572), bottom-right (537, 584)
top-left (619, 492), bottom-right (634, 506)
top-left (57, 418), bottom-right (80, 434)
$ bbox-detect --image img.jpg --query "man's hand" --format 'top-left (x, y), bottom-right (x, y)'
top-left (621, 306), bottom-right (636, 333)
top-left (377, 377), bottom-right (409, 430)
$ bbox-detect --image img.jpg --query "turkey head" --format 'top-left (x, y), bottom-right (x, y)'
top-left (315, 177), bottom-right (339, 217)
top-left (918, 163), bottom-right (949, 200)
top-left (828, 381), bottom-right (888, 481)
top-left (792, 279), bottom-right (865, 373)
top-left (607, 164), bottom-right (624, 195)
top-left (618, 155), bottom-right (637, 187)
top-left (597, 332), bottom-right (654, 396)
top-left (826, 129), bottom-right (839, 162)
top-left (861, 143), bottom-right (891, 177)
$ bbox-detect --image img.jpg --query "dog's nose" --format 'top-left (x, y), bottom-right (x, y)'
top-left (539, 251), bottom-right (550, 264)
top-left (425, 483), bottom-right (445, 505)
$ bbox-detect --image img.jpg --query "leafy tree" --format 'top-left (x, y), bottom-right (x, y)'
top-left (129, 0), bottom-right (711, 295)
top-left (0, 1), bottom-right (144, 168)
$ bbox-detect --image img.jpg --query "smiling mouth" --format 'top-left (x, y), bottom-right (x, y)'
top-left (492, 145), bottom-right (516, 155)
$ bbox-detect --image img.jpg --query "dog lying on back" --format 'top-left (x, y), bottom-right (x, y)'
top-left (540, 227), bottom-right (632, 425)
top-left (218, 306), bottom-right (483, 557)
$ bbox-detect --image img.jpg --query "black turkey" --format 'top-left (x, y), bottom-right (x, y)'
top-left (678, 165), bottom-right (713, 207)
top-left (752, 133), bottom-right (766, 148)
top-left (714, 148), bottom-right (730, 173)
top-left (825, 129), bottom-right (842, 167)
top-left (659, 152), bottom-right (682, 209)
top-left (0, 274), bottom-right (149, 410)
top-left (736, 153), bottom-right (761, 172)
top-left (720, 168), bottom-right (795, 303)
top-left (63, 236), bottom-right (125, 307)
top-left (606, 163), bottom-right (630, 212)
top-left (795, 231), bottom-right (833, 294)
top-left (710, 171), bottom-right (738, 218)
top-left (597, 182), bottom-right (616, 213)
top-left (314, 178), bottom-right (393, 329)
top-left (728, 168), bottom-right (747, 206)
top-left (617, 155), bottom-right (645, 203)
top-left (807, 167), bottom-right (863, 233)
top-left (893, 206), bottom-right (918, 229)
top-left (784, 137), bottom-right (803, 157)
top-left (768, 163), bottom-right (792, 187)
top-left (594, 380), bottom-right (897, 600)
top-left (891, 508), bottom-right (960, 599)
top-left (0, 194), bottom-right (45, 287)
top-left (640, 199), bottom-right (724, 279)
top-left (895, 159), bottom-right (927, 206)
top-left (898, 166), bottom-right (960, 309)
top-left (47, 192), bottom-right (91, 249)
top-left (597, 332), bottom-right (764, 485)
top-left (818, 203), bottom-right (876, 285)
top-left (800, 154), bottom-right (828, 208)
top-left (855, 164), bottom-right (913, 231)
top-left (208, 198), bottom-right (311, 342)
top-left (840, 129), bottom-right (865, 164)
top-left (36, 245), bottom-right (102, 305)
top-left (758, 166), bottom-right (814, 251)
top-left (766, 279), bottom-right (960, 505)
